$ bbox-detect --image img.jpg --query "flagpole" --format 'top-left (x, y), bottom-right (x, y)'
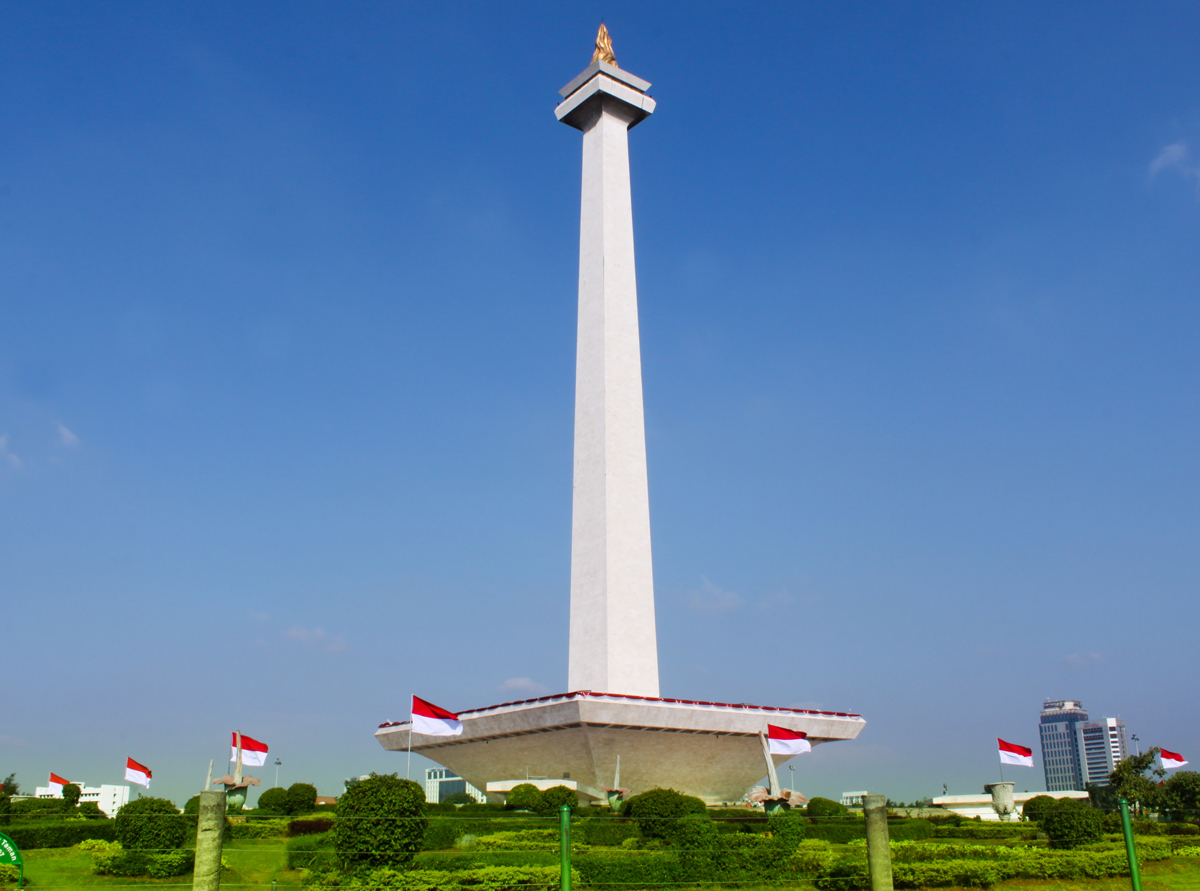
top-left (998, 753), bottom-right (1005, 783)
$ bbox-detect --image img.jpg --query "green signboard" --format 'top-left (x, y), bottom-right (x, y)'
top-left (0, 831), bottom-right (23, 888)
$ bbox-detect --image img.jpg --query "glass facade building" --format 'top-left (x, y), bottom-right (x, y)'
top-left (1039, 700), bottom-right (1089, 791)
top-left (1079, 717), bottom-right (1128, 786)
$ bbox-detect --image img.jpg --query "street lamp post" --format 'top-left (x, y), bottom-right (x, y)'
top-left (788, 764), bottom-right (795, 796)
top-left (274, 758), bottom-right (282, 788)
top-left (1131, 735), bottom-right (1140, 756)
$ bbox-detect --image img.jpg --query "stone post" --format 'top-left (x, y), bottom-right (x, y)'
top-left (193, 790), bottom-right (226, 891)
top-left (863, 794), bottom-right (893, 891)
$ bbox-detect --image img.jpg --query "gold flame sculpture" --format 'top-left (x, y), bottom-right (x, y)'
top-left (591, 23), bottom-right (617, 67)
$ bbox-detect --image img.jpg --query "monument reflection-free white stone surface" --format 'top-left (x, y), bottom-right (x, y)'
top-left (559, 60), bottom-right (659, 699)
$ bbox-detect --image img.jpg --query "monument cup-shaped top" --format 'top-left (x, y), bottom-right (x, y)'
top-left (558, 30), bottom-right (659, 698)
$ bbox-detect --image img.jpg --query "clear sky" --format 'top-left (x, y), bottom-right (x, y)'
top-left (2, 1), bottom-right (1197, 807)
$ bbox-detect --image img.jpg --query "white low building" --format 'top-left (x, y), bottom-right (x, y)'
top-left (931, 789), bottom-right (1088, 820)
top-left (35, 783), bottom-right (130, 816)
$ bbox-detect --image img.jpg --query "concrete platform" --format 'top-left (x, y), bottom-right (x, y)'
top-left (376, 691), bottom-right (865, 804)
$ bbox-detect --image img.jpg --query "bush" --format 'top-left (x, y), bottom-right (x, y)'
top-left (422, 818), bottom-right (489, 851)
top-left (4, 820), bottom-right (116, 849)
top-left (287, 782), bottom-right (319, 815)
top-left (504, 784), bottom-right (544, 813)
top-left (229, 818), bottom-right (290, 838)
top-left (10, 797), bottom-right (68, 818)
top-left (1022, 794), bottom-right (1059, 823)
top-left (578, 819), bottom-right (639, 847)
top-left (184, 795), bottom-right (201, 815)
top-left (624, 789), bottom-right (707, 839)
top-left (306, 864), bottom-right (576, 890)
top-left (442, 792), bottom-right (476, 805)
top-left (0, 863), bottom-right (19, 888)
top-left (93, 844), bottom-right (195, 877)
top-left (257, 786), bottom-right (291, 814)
top-left (290, 817), bottom-right (335, 836)
top-left (286, 830), bottom-right (337, 871)
top-left (115, 798), bottom-right (187, 852)
top-left (889, 819), bottom-right (934, 841)
top-left (333, 773), bottom-right (428, 871)
top-left (539, 786), bottom-right (578, 817)
top-left (1042, 798), bottom-right (1103, 849)
top-left (78, 802), bottom-right (104, 819)
top-left (807, 797), bottom-right (849, 817)
top-left (0, 795), bottom-right (9, 827)
top-left (61, 783), bottom-right (81, 808)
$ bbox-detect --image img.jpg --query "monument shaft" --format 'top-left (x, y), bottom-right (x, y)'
top-left (561, 67), bottom-right (659, 698)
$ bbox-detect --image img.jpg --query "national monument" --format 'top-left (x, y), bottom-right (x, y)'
top-left (375, 26), bottom-right (865, 805)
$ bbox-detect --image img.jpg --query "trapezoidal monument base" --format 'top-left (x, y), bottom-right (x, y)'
top-left (376, 691), bottom-right (865, 804)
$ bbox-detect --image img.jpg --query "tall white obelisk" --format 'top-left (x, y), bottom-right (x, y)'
top-left (556, 27), bottom-right (660, 698)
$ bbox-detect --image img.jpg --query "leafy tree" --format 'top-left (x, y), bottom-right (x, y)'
top-left (332, 772), bottom-right (427, 871)
top-left (1021, 794), bottom-right (1058, 823)
top-left (538, 785), bottom-right (578, 816)
top-left (257, 787), bottom-right (291, 814)
top-left (624, 788), bottom-right (708, 839)
top-left (442, 791), bottom-right (476, 805)
top-left (183, 796), bottom-right (201, 815)
top-left (1109, 748), bottom-right (1165, 814)
top-left (62, 783), bottom-right (81, 809)
top-left (806, 797), bottom-right (848, 817)
top-left (116, 797), bottom-right (188, 851)
top-left (286, 782), bottom-right (318, 815)
top-left (1, 775), bottom-right (17, 797)
top-left (79, 802), bottom-right (104, 819)
top-left (1161, 771), bottom-right (1200, 821)
top-left (505, 783), bottom-right (545, 813)
top-left (1086, 783), bottom-right (1118, 812)
top-left (1041, 798), bottom-right (1103, 849)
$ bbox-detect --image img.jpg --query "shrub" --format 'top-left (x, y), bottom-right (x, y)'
top-left (290, 817), bottom-right (335, 836)
top-left (504, 784), bottom-right (544, 813)
top-left (0, 863), bottom-right (19, 887)
top-left (578, 818), bottom-right (639, 847)
top-left (257, 786), bottom-right (291, 815)
top-left (184, 795), bottom-right (201, 815)
top-left (78, 802), bottom-right (104, 819)
top-left (442, 792), bottom-right (477, 805)
top-left (624, 788), bottom-right (707, 839)
top-left (115, 797), bottom-right (187, 852)
top-left (0, 795), bottom-right (10, 826)
top-left (539, 786), bottom-right (578, 817)
top-left (4, 820), bottom-right (117, 849)
top-left (1162, 771), bottom-right (1200, 821)
top-left (769, 812), bottom-right (807, 848)
top-left (306, 864), bottom-right (577, 890)
top-left (807, 797), bottom-right (849, 817)
top-left (889, 819), bottom-right (934, 841)
top-left (1022, 794), bottom-right (1059, 823)
top-left (333, 773), bottom-right (428, 871)
top-left (286, 830), bottom-right (337, 871)
top-left (61, 783), bottom-right (81, 808)
top-left (1042, 798), bottom-right (1103, 849)
top-left (93, 844), bottom-right (195, 878)
top-left (229, 818), bottom-right (290, 838)
top-left (287, 782), bottom-right (319, 815)
top-left (422, 818), bottom-right (489, 851)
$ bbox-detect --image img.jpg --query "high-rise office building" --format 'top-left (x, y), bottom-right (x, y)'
top-left (1079, 717), bottom-right (1128, 786)
top-left (1039, 700), bottom-right (1089, 791)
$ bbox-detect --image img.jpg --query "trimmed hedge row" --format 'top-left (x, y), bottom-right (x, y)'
top-left (306, 865), bottom-right (575, 890)
top-left (932, 823), bottom-right (1037, 839)
top-left (229, 818), bottom-right (291, 839)
top-left (806, 819), bottom-right (933, 843)
top-left (92, 846), bottom-right (195, 878)
top-left (2, 820), bottom-right (116, 849)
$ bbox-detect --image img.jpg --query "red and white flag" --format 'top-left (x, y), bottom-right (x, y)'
top-left (1161, 749), bottom-right (1188, 770)
top-left (412, 696), bottom-right (462, 737)
top-left (232, 732), bottom-right (270, 767)
top-left (125, 757), bottom-right (152, 788)
top-left (998, 738), bottom-right (1034, 767)
top-left (48, 773), bottom-right (69, 794)
top-left (767, 724), bottom-right (812, 756)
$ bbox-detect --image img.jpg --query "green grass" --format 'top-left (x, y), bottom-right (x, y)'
top-left (18, 839), bottom-right (302, 889)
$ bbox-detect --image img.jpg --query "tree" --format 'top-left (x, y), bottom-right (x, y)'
top-left (624, 788), bottom-right (708, 839)
top-left (806, 797), bottom-right (848, 818)
top-left (505, 783), bottom-right (545, 813)
top-left (1021, 794), bottom-right (1058, 823)
top-left (442, 791), bottom-right (476, 805)
top-left (1, 775), bottom-right (17, 797)
top-left (257, 787), bottom-right (291, 815)
top-left (538, 785), bottom-right (578, 816)
top-left (332, 773), bottom-right (427, 871)
top-left (1041, 798), bottom-right (1103, 849)
top-left (183, 796), bottom-right (201, 815)
top-left (285, 782), bottom-right (318, 815)
top-left (115, 798), bottom-right (188, 851)
top-left (1161, 771), bottom-right (1200, 821)
top-left (1109, 748), bottom-right (1165, 814)
top-left (62, 783), bottom-right (81, 809)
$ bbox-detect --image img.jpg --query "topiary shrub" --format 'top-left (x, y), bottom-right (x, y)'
top-left (286, 782), bottom-right (319, 815)
top-left (539, 786), bottom-right (578, 817)
top-left (807, 797), bottom-right (849, 818)
top-left (505, 784), bottom-right (545, 813)
top-left (62, 783), bottom-right (81, 809)
top-left (624, 788), bottom-right (708, 839)
top-left (115, 798), bottom-right (187, 852)
top-left (1022, 794), bottom-right (1059, 823)
top-left (257, 787), bottom-right (291, 815)
top-left (1042, 798), bottom-right (1103, 849)
top-left (333, 772), bottom-right (427, 871)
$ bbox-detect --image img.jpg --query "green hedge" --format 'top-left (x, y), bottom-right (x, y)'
top-left (229, 818), bottom-right (290, 838)
top-left (290, 817), bottom-right (335, 836)
top-left (3, 820), bottom-right (116, 849)
top-left (93, 847), bottom-right (195, 878)
top-left (0, 863), bottom-right (19, 886)
top-left (804, 818), bottom-right (931, 844)
top-left (306, 865), bottom-right (575, 890)
top-left (577, 818), bottom-right (639, 847)
top-left (423, 818), bottom-right (490, 851)
top-left (286, 831), bottom-right (337, 871)
top-left (931, 823), bottom-right (1037, 839)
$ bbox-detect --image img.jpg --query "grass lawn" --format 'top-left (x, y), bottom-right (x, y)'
top-left (18, 838), bottom-right (302, 889)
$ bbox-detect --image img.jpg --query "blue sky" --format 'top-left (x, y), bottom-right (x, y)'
top-left (2, 1), bottom-right (1197, 806)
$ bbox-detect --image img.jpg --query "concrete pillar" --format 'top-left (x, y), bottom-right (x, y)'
top-left (863, 794), bottom-right (893, 891)
top-left (556, 56), bottom-right (659, 698)
top-left (192, 790), bottom-right (226, 891)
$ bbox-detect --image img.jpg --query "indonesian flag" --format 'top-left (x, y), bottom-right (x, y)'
top-left (232, 732), bottom-right (270, 767)
top-left (1161, 749), bottom-right (1189, 770)
top-left (998, 738), bottom-right (1034, 767)
top-left (48, 773), bottom-right (69, 795)
top-left (767, 724), bottom-right (812, 756)
top-left (125, 757), bottom-right (152, 788)
top-left (412, 696), bottom-right (462, 737)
